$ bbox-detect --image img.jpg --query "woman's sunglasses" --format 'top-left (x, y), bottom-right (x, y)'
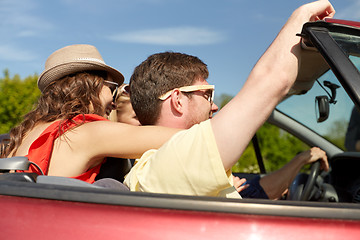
top-left (119, 84), bottom-right (130, 97)
top-left (104, 80), bottom-right (119, 103)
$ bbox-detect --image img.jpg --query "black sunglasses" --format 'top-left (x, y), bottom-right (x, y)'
top-left (104, 80), bottom-right (119, 103)
top-left (120, 84), bottom-right (130, 96)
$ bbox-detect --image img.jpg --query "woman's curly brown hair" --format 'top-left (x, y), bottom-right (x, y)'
top-left (1, 70), bottom-right (107, 157)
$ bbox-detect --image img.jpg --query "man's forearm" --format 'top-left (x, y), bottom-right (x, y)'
top-left (259, 156), bottom-right (305, 200)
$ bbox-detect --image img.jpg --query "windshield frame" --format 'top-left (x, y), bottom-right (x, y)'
top-left (301, 21), bottom-right (360, 108)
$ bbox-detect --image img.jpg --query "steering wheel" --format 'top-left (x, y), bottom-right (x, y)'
top-left (288, 160), bottom-right (321, 201)
top-left (300, 160), bottom-right (321, 201)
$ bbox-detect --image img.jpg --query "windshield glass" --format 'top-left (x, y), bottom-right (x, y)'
top-left (277, 30), bottom-right (360, 151)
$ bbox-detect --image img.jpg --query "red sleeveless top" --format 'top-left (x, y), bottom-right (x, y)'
top-left (23, 114), bottom-right (108, 183)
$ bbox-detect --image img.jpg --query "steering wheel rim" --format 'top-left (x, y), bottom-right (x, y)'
top-left (300, 160), bottom-right (321, 201)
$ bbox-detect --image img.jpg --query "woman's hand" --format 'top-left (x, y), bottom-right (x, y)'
top-left (233, 176), bottom-right (249, 193)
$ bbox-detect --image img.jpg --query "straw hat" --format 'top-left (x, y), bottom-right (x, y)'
top-left (38, 44), bottom-right (124, 92)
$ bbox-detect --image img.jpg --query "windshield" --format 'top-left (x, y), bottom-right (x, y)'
top-left (278, 30), bottom-right (360, 151)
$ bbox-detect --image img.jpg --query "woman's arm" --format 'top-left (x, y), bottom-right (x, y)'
top-left (48, 121), bottom-right (180, 177)
top-left (77, 121), bottom-right (181, 160)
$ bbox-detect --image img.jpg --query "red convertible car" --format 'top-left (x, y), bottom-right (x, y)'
top-left (1, 19), bottom-right (360, 239)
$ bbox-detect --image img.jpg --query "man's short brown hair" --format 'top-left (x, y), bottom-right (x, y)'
top-left (130, 52), bottom-right (209, 125)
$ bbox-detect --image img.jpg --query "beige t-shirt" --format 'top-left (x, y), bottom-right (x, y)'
top-left (124, 120), bottom-right (241, 199)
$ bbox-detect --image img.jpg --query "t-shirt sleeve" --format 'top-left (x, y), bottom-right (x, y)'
top-left (124, 120), bottom-right (239, 198)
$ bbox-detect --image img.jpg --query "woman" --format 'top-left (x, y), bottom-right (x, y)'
top-left (0, 44), bottom-right (179, 183)
top-left (109, 83), bottom-right (140, 126)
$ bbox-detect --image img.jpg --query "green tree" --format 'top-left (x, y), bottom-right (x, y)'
top-left (232, 141), bottom-right (260, 173)
top-left (217, 93), bottom-right (233, 109)
top-left (0, 70), bottom-right (40, 134)
top-left (323, 119), bottom-right (347, 150)
top-left (256, 123), bottom-right (308, 172)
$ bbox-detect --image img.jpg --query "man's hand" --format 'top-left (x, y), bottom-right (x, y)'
top-left (297, 0), bottom-right (335, 22)
top-left (294, 147), bottom-right (329, 171)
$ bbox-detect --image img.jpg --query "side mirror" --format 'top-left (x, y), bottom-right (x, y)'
top-left (315, 96), bottom-right (329, 122)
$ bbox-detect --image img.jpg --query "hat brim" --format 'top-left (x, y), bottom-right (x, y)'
top-left (38, 61), bottom-right (124, 92)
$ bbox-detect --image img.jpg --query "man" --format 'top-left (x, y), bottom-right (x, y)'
top-left (124, 0), bottom-right (334, 199)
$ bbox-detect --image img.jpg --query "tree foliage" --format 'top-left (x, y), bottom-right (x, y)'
top-left (0, 70), bottom-right (40, 134)
top-left (256, 122), bottom-right (309, 172)
top-left (323, 119), bottom-right (347, 150)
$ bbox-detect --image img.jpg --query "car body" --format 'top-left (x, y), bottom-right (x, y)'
top-left (1, 19), bottom-right (360, 239)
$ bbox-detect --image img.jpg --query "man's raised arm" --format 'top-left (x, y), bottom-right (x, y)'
top-left (211, 0), bottom-right (335, 171)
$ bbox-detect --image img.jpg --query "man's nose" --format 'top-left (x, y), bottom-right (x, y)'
top-left (211, 102), bottom-right (219, 113)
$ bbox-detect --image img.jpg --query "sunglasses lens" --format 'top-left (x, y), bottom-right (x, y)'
top-left (124, 85), bottom-right (130, 94)
top-left (104, 81), bottom-right (119, 103)
top-left (119, 84), bottom-right (130, 96)
top-left (113, 87), bottom-right (118, 102)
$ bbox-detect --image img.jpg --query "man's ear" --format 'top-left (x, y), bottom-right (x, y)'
top-left (170, 89), bottom-right (184, 114)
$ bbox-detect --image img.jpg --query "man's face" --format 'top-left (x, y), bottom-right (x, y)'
top-left (184, 78), bottom-right (219, 128)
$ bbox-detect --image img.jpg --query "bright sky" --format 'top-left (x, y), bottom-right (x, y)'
top-left (1, 0), bottom-right (359, 98)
